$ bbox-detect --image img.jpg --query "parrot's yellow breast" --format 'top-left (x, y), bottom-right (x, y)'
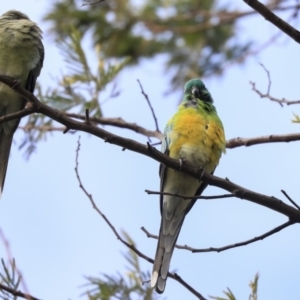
top-left (167, 106), bottom-right (225, 172)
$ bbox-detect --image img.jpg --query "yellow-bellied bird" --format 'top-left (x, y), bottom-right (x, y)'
top-left (151, 79), bottom-right (226, 293)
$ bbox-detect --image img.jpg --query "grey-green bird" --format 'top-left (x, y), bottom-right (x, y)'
top-left (151, 79), bottom-right (226, 293)
top-left (0, 10), bottom-right (44, 195)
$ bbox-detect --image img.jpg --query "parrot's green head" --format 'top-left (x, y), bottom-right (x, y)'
top-left (184, 79), bottom-right (213, 103)
top-left (1, 10), bottom-right (30, 20)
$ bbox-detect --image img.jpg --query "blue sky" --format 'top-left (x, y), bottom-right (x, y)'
top-left (0, 1), bottom-right (300, 299)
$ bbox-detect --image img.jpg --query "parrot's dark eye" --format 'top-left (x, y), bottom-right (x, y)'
top-left (200, 92), bottom-right (211, 102)
top-left (191, 86), bottom-right (200, 98)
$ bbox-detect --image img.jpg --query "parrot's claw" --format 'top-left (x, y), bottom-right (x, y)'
top-left (179, 158), bottom-right (186, 170)
top-left (10, 80), bottom-right (21, 91)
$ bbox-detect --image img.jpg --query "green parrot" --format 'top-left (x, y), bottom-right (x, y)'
top-left (0, 10), bottom-right (44, 195)
top-left (151, 79), bottom-right (226, 293)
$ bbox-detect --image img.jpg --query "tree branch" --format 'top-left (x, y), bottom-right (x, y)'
top-left (145, 189), bottom-right (235, 200)
top-left (18, 125), bottom-right (69, 132)
top-left (65, 113), bottom-right (163, 140)
top-left (250, 81), bottom-right (300, 106)
top-left (184, 220), bottom-right (295, 253)
top-left (243, 0), bottom-right (300, 44)
top-left (226, 133), bottom-right (300, 148)
top-left (0, 106), bottom-right (35, 125)
top-left (249, 63), bottom-right (300, 106)
top-left (0, 283), bottom-right (41, 300)
top-left (74, 137), bottom-right (206, 300)
top-left (281, 190), bottom-right (300, 211)
top-left (1, 75), bottom-right (300, 222)
top-left (137, 79), bottom-right (160, 133)
top-left (141, 220), bottom-right (294, 253)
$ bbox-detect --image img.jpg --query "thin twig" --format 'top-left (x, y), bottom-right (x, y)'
top-left (226, 133), bottom-right (300, 148)
top-left (190, 220), bottom-right (295, 253)
top-left (18, 125), bottom-right (71, 132)
top-left (250, 63), bottom-right (300, 106)
top-left (85, 109), bottom-right (90, 125)
top-left (260, 63), bottom-right (271, 95)
top-left (65, 112), bottom-right (163, 140)
top-left (145, 189), bottom-right (234, 200)
top-left (250, 80), bottom-right (300, 106)
top-left (141, 220), bottom-right (295, 253)
top-left (137, 79), bottom-right (160, 132)
top-left (0, 106), bottom-right (35, 125)
top-left (74, 137), bottom-right (206, 300)
top-left (0, 283), bottom-right (40, 300)
top-left (281, 190), bottom-right (300, 210)
top-left (243, 0), bottom-right (300, 44)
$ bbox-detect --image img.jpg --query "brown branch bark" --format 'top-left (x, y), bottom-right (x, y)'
top-left (281, 190), bottom-right (300, 211)
top-left (226, 133), bottom-right (300, 148)
top-left (0, 283), bottom-right (41, 300)
top-left (65, 113), bottom-right (163, 140)
top-left (18, 125), bottom-right (67, 132)
top-left (249, 63), bottom-right (300, 106)
top-left (137, 79), bottom-right (160, 132)
top-left (1, 75), bottom-right (300, 222)
top-left (141, 220), bottom-right (294, 253)
top-left (243, 0), bottom-right (300, 43)
top-left (0, 106), bottom-right (35, 125)
top-left (145, 189), bottom-right (235, 200)
top-left (250, 81), bottom-right (300, 106)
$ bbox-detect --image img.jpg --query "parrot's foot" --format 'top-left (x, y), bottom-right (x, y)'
top-left (179, 158), bottom-right (186, 170)
top-left (11, 80), bottom-right (21, 91)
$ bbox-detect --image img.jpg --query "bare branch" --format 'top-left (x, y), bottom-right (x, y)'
top-left (187, 220), bottom-right (295, 253)
top-left (243, 0), bottom-right (300, 44)
top-left (250, 81), bottom-right (300, 106)
top-left (0, 75), bottom-right (300, 222)
top-left (18, 125), bottom-right (69, 132)
top-left (74, 137), bottom-right (206, 300)
top-left (142, 220), bottom-right (295, 253)
top-left (226, 133), bottom-right (300, 148)
top-left (260, 63), bottom-right (271, 95)
top-left (141, 227), bottom-right (159, 240)
top-left (85, 109), bottom-right (90, 125)
top-left (250, 63), bottom-right (300, 106)
top-left (281, 190), bottom-right (300, 211)
top-left (137, 79), bottom-right (160, 132)
top-left (145, 189), bottom-right (235, 200)
top-left (0, 106), bottom-right (35, 125)
top-left (0, 283), bottom-right (41, 300)
top-left (65, 113), bottom-right (163, 140)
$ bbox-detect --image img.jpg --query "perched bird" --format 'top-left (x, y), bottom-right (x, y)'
top-left (151, 79), bottom-right (226, 293)
top-left (0, 10), bottom-right (44, 195)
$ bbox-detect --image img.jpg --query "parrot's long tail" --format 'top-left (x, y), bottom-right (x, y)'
top-left (0, 132), bottom-right (13, 197)
top-left (151, 197), bottom-right (187, 294)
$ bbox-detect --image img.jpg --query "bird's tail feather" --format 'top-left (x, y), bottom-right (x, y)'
top-left (151, 205), bottom-right (186, 293)
top-left (0, 132), bottom-right (13, 196)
